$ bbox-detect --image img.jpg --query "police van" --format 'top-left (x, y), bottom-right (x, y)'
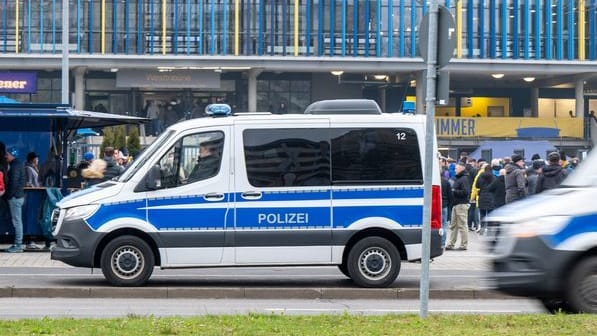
top-left (488, 150), bottom-right (597, 313)
top-left (51, 99), bottom-right (443, 287)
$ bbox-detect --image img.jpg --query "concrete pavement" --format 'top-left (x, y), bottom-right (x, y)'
top-left (0, 232), bottom-right (513, 300)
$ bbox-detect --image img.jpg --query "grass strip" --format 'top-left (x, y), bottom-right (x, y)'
top-left (0, 313), bottom-right (595, 336)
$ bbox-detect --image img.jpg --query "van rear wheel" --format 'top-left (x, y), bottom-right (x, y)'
top-left (347, 237), bottom-right (400, 288)
top-left (100, 235), bottom-right (154, 287)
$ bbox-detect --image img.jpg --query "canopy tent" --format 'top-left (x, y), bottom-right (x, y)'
top-left (469, 140), bottom-right (557, 163)
top-left (0, 103), bottom-right (148, 132)
top-left (0, 103), bottom-right (148, 188)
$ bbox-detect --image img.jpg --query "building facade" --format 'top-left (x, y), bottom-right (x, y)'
top-left (0, 0), bottom-right (596, 156)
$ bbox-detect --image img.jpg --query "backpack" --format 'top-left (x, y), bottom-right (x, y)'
top-left (0, 171), bottom-right (5, 197)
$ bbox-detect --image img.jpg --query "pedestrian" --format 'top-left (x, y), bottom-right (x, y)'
top-left (4, 147), bottom-right (26, 253)
top-left (505, 154), bottom-right (527, 204)
top-left (475, 164), bottom-right (496, 234)
top-left (464, 158), bottom-right (480, 231)
top-left (446, 162), bottom-right (470, 251)
top-left (81, 158), bottom-right (107, 187)
top-left (440, 172), bottom-right (453, 249)
top-left (78, 151), bottom-right (94, 171)
top-left (24, 152), bottom-right (40, 187)
top-left (526, 159), bottom-right (545, 195)
top-left (102, 147), bottom-right (124, 181)
top-left (536, 152), bottom-right (567, 193)
top-left (488, 168), bottom-right (506, 209)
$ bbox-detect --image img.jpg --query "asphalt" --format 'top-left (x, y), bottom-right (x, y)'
top-left (0, 232), bottom-right (517, 300)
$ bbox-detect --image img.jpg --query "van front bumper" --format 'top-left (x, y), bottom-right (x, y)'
top-left (491, 236), bottom-right (577, 298)
top-left (51, 218), bottom-right (105, 268)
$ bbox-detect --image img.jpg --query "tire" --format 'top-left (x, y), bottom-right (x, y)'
top-left (338, 264), bottom-right (350, 278)
top-left (347, 237), bottom-right (401, 288)
top-left (539, 298), bottom-right (574, 314)
top-left (100, 235), bottom-right (155, 287)
top-left (566, 256), bottom-right (597, 314)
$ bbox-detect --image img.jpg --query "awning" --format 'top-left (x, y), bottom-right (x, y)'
top-left (0, 103), bottom-right (148, 132)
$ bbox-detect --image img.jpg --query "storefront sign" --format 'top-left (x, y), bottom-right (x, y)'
top-left (116, 69), bottom-right (221, 89)
top-left (0, 72), bottom-right (37, 93)
top-left (435, 117), bottom-right (583, 138)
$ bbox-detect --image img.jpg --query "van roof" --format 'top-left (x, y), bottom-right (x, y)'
top-left (168, 113), bottom-right (426, 131)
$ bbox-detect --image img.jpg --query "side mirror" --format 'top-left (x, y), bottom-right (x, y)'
top-left (145, 164), bottom-right (162, 190)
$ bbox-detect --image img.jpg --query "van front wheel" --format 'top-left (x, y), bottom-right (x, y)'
top-left (566, 256), bottom-right (597, 313)
top-left (100, 235), bottom-right (155, 287)
top-left (347, 237), bottom-right (400, 288)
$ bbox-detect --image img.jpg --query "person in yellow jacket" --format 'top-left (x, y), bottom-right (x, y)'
top-left (469, 162), bottom-right (488, 233)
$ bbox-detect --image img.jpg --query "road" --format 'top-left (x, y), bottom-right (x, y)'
top-left (0, 297), bottom-right (545, 318)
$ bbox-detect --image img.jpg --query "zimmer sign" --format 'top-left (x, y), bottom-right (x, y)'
top-left (0, 72), bottom-right (37, 93)
top-left (435, 117), bottom-right (583, 138)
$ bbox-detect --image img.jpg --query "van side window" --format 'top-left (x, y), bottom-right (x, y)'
top-left (243, 128), bottom-right (330, 187)
top-left (148, 131), bottom-right (224, 190)
top-left (331, 128), bottom-right (422, 184)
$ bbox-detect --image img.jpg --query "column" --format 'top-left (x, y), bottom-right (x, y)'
top-left (379, 87), bottom-right (386, 112)
top-left (416, 71), bottom-right (425, 114)
top-left (531, 87), bottom-right (539, 117)
top-left (74, 67), bottom-right (86, 110)
top-left (576, 80), bottom-right (584, 119)
top-left (247, 69), bottom-right (262, 112)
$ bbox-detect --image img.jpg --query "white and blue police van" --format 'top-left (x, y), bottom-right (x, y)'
top-left (51, 99), bottom-right (443, 287)
top-left (487, 150), bottom-right (597, 313)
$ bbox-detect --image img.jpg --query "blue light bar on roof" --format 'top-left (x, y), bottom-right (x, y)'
top-left (205, 103), bottom-right (232, 117)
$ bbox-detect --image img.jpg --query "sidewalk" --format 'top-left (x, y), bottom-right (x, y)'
top-left (0, 232), bottom-right (506, 300)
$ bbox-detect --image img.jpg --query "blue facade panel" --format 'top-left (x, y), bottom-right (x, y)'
top-left (0, 0), bottom-right (593, 62)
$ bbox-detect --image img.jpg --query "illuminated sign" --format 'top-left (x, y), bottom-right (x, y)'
top-left (0, 72), bottom-right (37, 93)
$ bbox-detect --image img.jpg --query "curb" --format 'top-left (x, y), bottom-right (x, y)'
top-left (1, 287), bottom-right (518, 300)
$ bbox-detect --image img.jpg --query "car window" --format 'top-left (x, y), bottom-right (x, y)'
top-left (150, 131), bottom-right (224, 190)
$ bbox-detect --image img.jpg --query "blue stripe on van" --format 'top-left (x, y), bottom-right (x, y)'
top-left (548, 214), bottom-right (597, 248)
top-left (235, 190), bottom-right (330, 202)
top-left (332, 187), bottom-right (423, 199)
top-left (86, 200), bottom-right (147, 231)
top-left (334, 205), bottom-right (423, 228)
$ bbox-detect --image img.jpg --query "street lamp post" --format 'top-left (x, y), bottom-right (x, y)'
top-left (62, 0), bottom-right (69, 105)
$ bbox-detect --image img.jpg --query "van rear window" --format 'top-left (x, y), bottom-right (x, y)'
top-left (243, 127), bottom-right (422, 188)
top-left (331, 128), bottom-right (423, 184)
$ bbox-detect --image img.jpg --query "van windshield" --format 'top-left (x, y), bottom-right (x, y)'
top-left (560, 151), bottom-right (597, 187)
top-left (118, 130), bottom-right (176, 182)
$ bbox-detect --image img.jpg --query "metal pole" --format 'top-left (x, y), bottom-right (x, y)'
top-left (62, 0), bottom-right (69, 104)
top-left (420, 0), bottom-right (439, 319)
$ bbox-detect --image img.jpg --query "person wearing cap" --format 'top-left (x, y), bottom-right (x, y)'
top-left (4, 147), bottom-right (26, 253)
top-left (536, 152), bottom-right (568, 193)
top-left (445, 162), bottom-right (471, 251)
top-left (24, 152), bottom-right (40, 188)
top-left (78, 152), bottom-right (95, 170)
top-left (504, 153), bottom-right (527, 204)
top-left (526, 159), bottom-right (545, 195)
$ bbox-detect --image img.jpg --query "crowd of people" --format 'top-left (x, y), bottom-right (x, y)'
top-left (0, 141), bottom-right (49, 252)
top-left (79, 147), bottom-right (129, 187)
top-left (0, 141), bottom-right (131, 253)
top-left (440, 150), bottom-right (579, 251)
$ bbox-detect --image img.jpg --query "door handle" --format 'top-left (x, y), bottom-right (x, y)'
top-left (203, 193), bottom-right (225, 201)
top-left (241, 191), bottom-right (262, 200)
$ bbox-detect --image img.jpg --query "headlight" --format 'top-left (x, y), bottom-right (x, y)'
top-left (509, 216), bottom-right (570, 238)
top-left (63, 204), bottom-right (99, 221)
